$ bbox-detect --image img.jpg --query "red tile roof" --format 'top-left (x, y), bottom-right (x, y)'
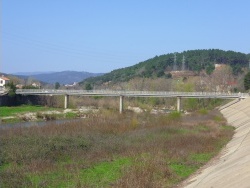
top-left (1, 76), bottom-right (10, 81)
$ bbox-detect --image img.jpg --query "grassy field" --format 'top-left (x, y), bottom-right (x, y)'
top-left (0, 105), bottom-right (80, 123)
top-left (0, 105), bottom-right (57, 118)
top-left (0, 109), bottom-right (234, 187)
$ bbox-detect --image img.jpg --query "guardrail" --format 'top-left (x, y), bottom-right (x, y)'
top-left (16, 89), bottom-right (249, 99)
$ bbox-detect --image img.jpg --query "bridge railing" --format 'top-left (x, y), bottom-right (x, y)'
top-left (16, 89), bottom-right (249, 98)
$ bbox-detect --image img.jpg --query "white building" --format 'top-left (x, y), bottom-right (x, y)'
top-left (31, 82), bottom-right (40, 88)
top-left (0, 75), bottom-right (10, 89)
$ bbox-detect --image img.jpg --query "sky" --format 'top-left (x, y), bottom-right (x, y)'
top-left (1, 0), bottom-right (250, 74)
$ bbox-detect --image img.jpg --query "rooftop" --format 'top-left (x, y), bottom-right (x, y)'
top-left (0, 75), bottom-right (10, 81)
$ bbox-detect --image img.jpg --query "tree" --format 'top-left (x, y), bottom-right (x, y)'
top-left (210, 65), bottom-right (234, 92)
top-left (6, 82), bottom-right (16, 97)
top-left (244, 72), bottom-right (250, 91)
top-left (166, 73), bottom-right (172, 79)
top-left (85, 83), bottom-right (93, 90)
top-left (156, 70), bottom-right (165, 77)
top-left (55, 82), bottom-right (60, 89)
top-left (23, 85), bottom-right (39, 89)
top-left (205, 63), bottom-right (215, 75)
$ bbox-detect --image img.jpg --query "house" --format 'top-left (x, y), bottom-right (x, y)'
top-left (0, 75), bottom-right (10, 89)
top-left (31, 82), bottom-right (40, 88)
top-left (65, 82), bottom-right (78, 87)
top-left (215, 64), bottom-right (226, 70)
top-left (16, 84), bottom-right (24, 89)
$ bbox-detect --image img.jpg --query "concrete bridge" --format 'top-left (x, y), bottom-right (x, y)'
top-left (16, 89), bottom-right (249, 113)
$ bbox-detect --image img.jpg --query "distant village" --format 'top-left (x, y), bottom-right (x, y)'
top-left (0, 74), bottom-right (80, 90)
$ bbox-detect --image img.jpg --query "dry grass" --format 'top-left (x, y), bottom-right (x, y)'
top-left (0, 110), bottom-right (233, 187)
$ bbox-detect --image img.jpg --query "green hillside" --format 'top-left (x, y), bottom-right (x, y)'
top-left (81, 49), bottom-right (249, 85)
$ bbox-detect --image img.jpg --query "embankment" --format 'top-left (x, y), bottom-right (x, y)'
top-left (184, 97), bottom-right (250, 188)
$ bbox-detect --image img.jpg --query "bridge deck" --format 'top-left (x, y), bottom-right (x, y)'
top-left (16, 89), bottom-right (249, 99)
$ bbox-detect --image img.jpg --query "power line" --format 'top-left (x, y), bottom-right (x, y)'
top-left (2, 30), bottom-right (141, 62)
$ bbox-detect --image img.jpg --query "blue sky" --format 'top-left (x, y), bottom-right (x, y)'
top-left (2, 0), bottom-right (250, 73)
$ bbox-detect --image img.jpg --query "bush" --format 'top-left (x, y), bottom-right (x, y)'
top-left (36, 112), bottom-right (44, 119)
top-left (168, 111), bottom-right (181, 121)
top-left (198, 109), bottom-right (208, 115)
top-left (44, 114), bottom-right (57, 121)
top-left (244, 71), bottom-right (250, 91)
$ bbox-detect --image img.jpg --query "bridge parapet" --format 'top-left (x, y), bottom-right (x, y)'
top-left (16, 89), bottom-right (249, 99)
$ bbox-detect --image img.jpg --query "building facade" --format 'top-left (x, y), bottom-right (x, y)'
top-left (0, 75), bottom-right (10, 89)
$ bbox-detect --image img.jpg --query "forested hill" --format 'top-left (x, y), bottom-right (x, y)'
top-left (82, 49), bottom-right (250, 85)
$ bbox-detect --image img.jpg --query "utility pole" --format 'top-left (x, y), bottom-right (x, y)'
top-left (173, 53), bottom-right (177, 71)
top-left (182, 55), bottom-right (185, 71)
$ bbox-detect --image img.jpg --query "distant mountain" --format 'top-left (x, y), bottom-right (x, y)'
top-left (82, 49), bottom-right (250, 85)
top-left (14, 71), bottom-right (104, 85)
top-left (12, 71), bottom-right (56, 76)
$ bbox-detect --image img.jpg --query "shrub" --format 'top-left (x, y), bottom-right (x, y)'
top-left (244, 71), bottom-right (250, 91)
top-left (168, 111), bottom-right (181, 121)
top-left (36, 112), bottom-right (44, 119)
top-left (44, 114), bottom-right (57, 121)
top-left (198, 109), bottom-right (208, 115)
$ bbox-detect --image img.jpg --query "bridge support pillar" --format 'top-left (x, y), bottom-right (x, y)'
top-left (177, 97), bottom-right (181, 112)
top-left (119, 96), bottom-right (124, 114)
top-left (64, 95), bottom-right (69, 109)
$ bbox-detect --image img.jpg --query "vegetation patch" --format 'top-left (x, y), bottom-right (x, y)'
top-left (220, 125), bottom-right (235, 131)
top-left (0, 105), bottom-right (84, 124)
top-left (168, 111), bottom-right (182, 121)
top-left (213, 115), bottom-right (225, 122)
top-left (80, 157), bottom-right (132, 187)
top-left (189, 153), bottom-right (213, 163)
top-left (0, 105), bottom-right (57, 118)
top-left (0, 110), bottom-right (234, 187)
top-left (195, 124), bottom-right (210, 132)
top-left (198, 108), bottom-right (208, 115)
top-left (28, 170), bottom-right (75, 187)
top-left (169, 163), bottom-right (198, 178)
top-left (1, 117), bottom-right (20, 124)
top-left (65, 112), bottom-right (78, 119)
